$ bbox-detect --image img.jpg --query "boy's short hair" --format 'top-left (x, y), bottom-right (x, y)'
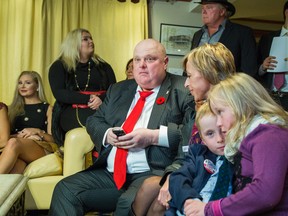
top-left (195, 102), bottom-right (214, 137)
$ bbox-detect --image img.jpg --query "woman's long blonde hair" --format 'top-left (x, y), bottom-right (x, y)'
top-left (208, 73), bottom-right (288, 161)
top-left (58, 28), bottom-right (103, 72)
top-left (8, 71), bottom-right (47, 126)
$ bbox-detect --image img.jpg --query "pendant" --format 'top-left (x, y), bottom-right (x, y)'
top-left (204, 159), bottom-right (216, 174)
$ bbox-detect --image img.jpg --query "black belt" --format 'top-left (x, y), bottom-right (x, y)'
top-left (271, 91), bottom-right (288, 97)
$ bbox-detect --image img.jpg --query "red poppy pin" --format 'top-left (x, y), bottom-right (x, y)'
top-left (156, 97), bottom-right (165, 105)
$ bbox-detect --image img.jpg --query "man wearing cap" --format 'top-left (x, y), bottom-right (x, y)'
top-left (257, 1), bottom-right (288, 111)
top-left (191, 0), bottom-right (258, 77)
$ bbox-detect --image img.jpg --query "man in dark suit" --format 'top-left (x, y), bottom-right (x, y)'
top-left (49, 39), bottom-right (193, 216)
top-left (191, 0), bottom-right (257, 77)
top-left (257, 1), bottom-right (288, 110)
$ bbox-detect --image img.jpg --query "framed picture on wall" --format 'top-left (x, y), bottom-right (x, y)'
top-left (160, 23), bottom-right (201, 56)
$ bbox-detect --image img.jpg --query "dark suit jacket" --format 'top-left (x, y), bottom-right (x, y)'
top-left (86, 73), bottom-right (194, 176)
top-left (257, 30), bottom-right (281, 90)
top-left (160, 101), bottom-right (195, 185)
top-left (191, 20), bottom-right (258, 77)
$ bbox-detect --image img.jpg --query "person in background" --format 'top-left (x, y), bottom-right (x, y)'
top-left (0, 102), bottom-right (10, 150)
top-left (257, 1), bottom-right (288, 111)
top-left (191, 0), bottom-right (257, 77)
top-left (49, 28), bottom-right (116, 146)
top-left (0, 71), bottom-right (57, 174)
top-left (167, 102), bottom-right (233, 216)
top-left (188, 73), bottom-right (288, 216)
top-left (49, 38), bottom-right (193, 216)
top-left (132, 42), bottom-right (236, 216)
top-left (125, 58), bottom-right (134, 80)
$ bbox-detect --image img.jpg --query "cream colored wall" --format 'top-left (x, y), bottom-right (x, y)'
top-left (149, 1), bottom-right (202, 73)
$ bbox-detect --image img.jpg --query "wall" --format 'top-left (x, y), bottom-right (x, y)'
top-left (148, 1), bottom-right (202, 74)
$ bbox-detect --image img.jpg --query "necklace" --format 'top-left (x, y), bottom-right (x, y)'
top-left (74, 61), bottom-right (91, 92)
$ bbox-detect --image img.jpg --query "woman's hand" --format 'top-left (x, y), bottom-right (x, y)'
top-left (18, 128), bottom-right (42, 138)
top-left (158, 175), bottom-right (171, 209)
top-left (88, 95), bottom-right (102, 110)
top-left (183, 199), bottom-right (206, 216)
top-left (27, 134), bottom-right (43, 141)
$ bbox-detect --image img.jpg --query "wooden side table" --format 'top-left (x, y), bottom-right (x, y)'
top-left (0, 174), bottom-right (28, 216)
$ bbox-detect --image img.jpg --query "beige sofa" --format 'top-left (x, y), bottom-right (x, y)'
top-left (24, 127), bottom-right (94, 210)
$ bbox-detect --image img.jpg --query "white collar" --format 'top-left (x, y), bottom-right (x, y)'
top-left (280, 26), bottom-right (288, 37)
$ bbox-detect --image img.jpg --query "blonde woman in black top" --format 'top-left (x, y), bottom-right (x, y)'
top-left (0, 71), bottom-right (57, 174)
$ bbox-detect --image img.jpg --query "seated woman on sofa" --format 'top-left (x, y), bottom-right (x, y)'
top-left (0, 71), bottom-right (57, 174)
top-left (0, 102), bottom-right (10, 149)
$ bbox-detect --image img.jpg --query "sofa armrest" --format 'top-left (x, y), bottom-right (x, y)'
top-left (63, 127), bottom-right (94, 176)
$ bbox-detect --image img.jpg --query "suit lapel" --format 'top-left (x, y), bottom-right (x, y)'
top-left (192, 30), bottom-right (203, 49)
top-left (219, 20), bottom-right (232, 43)
top-left (147, 74), bottom-right (171, 129)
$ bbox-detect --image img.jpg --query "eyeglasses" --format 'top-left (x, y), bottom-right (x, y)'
top-left (133, 57), bottom-right (159, 64)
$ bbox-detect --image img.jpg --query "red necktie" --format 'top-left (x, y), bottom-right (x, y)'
top-left (274, 73), bottom-right (285, 90)
top-left (113, 90), bottom-right (153, 190)
top-left (274, 32), bottom-right (288, 90)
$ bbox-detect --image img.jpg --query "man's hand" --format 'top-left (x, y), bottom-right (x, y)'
top-left (183, 199), bottom-right (206, 216)
top-left (106, 128), bottom-right (122, 145)
top-left (113, 128), bottom-right (159, 150)
top-left (262, 56), bottom-right (277, 71)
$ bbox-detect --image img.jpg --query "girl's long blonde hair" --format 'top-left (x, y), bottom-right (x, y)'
top-left (208, 73), bottom-right (288, 161)
top-left (8, 71), bottom-right (47, 127)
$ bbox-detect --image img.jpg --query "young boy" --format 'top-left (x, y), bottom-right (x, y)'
top-left (166, 103), bottom-right (233, 216)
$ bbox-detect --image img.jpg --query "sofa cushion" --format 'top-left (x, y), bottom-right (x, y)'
top-left (24, 153), bottom-right (63, 178)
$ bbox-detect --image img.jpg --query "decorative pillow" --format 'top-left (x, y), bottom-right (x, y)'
top-left (23, 153), bottom-right (63, 178)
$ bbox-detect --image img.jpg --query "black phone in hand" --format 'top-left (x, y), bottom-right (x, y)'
top-left (112, 129), bottom-right (126, 137)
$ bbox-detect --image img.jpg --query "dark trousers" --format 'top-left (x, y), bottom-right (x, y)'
top-left (49, 168), bottom-right (154, 216)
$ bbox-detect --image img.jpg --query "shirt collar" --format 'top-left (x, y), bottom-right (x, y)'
top-left (280, 26), bottom-right (288, 36)
top-left (202, 19), bottom-right (227, 32)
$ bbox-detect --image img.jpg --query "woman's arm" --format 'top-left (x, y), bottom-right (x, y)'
top-left (0, 104), bottom-right (10, 148)
top-left (41, 105), bottom-right (54, 142)
top-left (49, 60), bottom-right (90, 104)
